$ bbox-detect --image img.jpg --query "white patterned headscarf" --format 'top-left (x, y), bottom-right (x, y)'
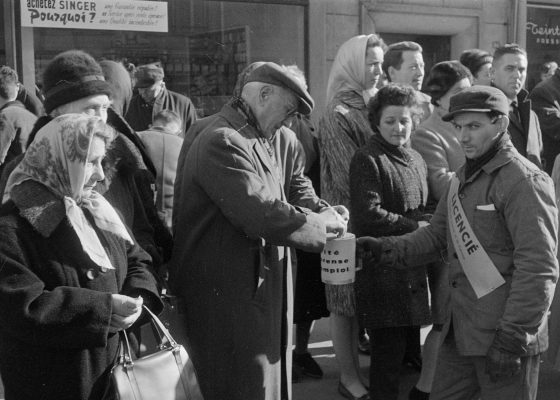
top-left (326, 34), bottom-right (380, 105)
top-left (5, 114), bottom-right (133, 271)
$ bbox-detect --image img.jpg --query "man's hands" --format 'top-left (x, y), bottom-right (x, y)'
top-left (356, 236), bottom-right (383, 264)
top-left (319, 205), bottom-right (349, 237)
top-left (485, 330), bottom-right (526, 382)
top-left (109, 294), bottom-right (143, 333)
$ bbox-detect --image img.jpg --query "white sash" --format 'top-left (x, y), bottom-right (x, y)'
top-left (447, 176), bottom-right (505, 298)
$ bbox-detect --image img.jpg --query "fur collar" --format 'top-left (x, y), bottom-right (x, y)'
top-left (11, 180), bottom-right (66, 237)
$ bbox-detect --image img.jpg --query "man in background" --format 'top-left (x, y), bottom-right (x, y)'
top-left (383, 41), bottom-right (433, 121)
top-left (491, 44), bottom-right (543, 169)
top-left (530, 60), bottom-right (560, 174)
top-left (125, 62), bottom-right (197, 137)
top-left (137, 109), bottom-right (183, 230)
top-left (0, 66), bottom-right (37, 176)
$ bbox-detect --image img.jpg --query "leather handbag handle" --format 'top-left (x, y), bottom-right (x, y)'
top-left (118, 305), bottom-right (180, 364)
top-left (142, 304), bottom-right (179, 347)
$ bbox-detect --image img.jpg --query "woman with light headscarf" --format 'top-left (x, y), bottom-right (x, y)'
top-left (0, 114), bottom-right (162, 400)
top-left (318, 34), bottom-right (386, 400)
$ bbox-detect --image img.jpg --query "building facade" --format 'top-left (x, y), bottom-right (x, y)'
top-left (2, 0), bottom-right (558, 120)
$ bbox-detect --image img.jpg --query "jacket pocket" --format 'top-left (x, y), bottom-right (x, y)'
top-left (251, 239), bottom-right (268, 307)
top-left (474, 283), bottom-right (508, 329)
top-left (472, 209), bottom-right (513, 254)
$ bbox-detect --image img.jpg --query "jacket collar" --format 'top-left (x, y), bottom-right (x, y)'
top-left (219, 102), bottom-right (258, 134)
top-left (420, 108), bottom-right (457, 134)
top-left (217, 103), bottom-right (278, 176)
top-left (370, 133), bottom-right (413, 166)
top-left (458, 137), bottom-right (516, 182)
top-left (108, 107), bottom-right (156, 176)
top-left (489, 83), bottom-right (529, 105)
top-left (0, 100), bottom-right (25, 112)
top-left (480, 139), bottom-right (516, 174)
top-left (516, 88), bottom-right (529, 104)
top-left (11, 180), bottom-right (66, 237)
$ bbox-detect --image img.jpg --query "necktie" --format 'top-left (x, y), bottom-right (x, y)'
top-left (509, 102), bottom-right (521, 128)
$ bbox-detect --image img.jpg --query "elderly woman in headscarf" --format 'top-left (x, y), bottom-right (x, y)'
top-left (0, 114), bottom-right (162, 400)
top-left (318, 34), bottom-right (386, 400)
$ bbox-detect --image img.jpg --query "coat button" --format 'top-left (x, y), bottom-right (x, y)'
top-left (86, 269), bottom-right (96, 280)
top-left (459, 193), bottom-right (465, 199)
top-left (451, 280), bottom-right (458, 288)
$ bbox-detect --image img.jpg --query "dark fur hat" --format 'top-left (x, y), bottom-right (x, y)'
top-left (42, 50), bottom-right (112, 114)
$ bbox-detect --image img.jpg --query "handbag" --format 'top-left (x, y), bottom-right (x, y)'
top-left (111, 305), bottom-right (204, 400)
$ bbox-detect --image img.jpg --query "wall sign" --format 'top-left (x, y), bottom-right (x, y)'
top-left (525, 3), bottom-right (560, 90)
top-left (21, 0), bottom-right (168, 32)
top-left (527, 4), bottom-right (560, 47)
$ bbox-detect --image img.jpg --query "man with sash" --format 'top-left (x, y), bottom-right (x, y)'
top-left (357, 85), bottom-right (558, 400)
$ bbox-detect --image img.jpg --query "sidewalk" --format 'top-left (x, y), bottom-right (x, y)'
top-left (293, 318), bottom-right (422, 400)
top-left (2, 316), bottom-right (559, 399)
top-left (293, 317), bottom-right (560, 400)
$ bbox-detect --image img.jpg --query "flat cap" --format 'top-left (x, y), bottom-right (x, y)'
top-left (135, 63), bottom-right (164, 88)
top-left (245, 62), bottom-right (314, 115)
top-left (442, 85), bottom-right (509, 121)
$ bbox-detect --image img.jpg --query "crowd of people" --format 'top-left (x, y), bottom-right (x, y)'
top-left (0, 32), bottom-right (559, 400)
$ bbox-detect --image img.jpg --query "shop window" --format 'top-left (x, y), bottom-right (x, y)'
top-left (526, 3), bottom-right (560, 92)
top-left (31, 0), bottom-right (306, 117)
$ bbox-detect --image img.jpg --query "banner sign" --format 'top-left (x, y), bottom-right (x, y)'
top-left (21, 0), bottom-right (168, 32)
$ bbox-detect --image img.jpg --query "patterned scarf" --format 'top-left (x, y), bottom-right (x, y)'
top-left (326, 35), bottom-right (378, 105)
top-left (5, 114), bottom-right (133, 271)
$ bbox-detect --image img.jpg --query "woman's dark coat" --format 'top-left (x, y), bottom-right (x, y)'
top-left (350, 134), bottom-right (432, 329)
top-left (0, 181), bottom-right (162, 400)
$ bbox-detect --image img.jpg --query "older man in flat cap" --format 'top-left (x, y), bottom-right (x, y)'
top-left (169, 62), bottom-right (349, 400)
top-left (358, 86), bottom-right (558, 400)
top-left (125, 62), bottom-right (197, 137)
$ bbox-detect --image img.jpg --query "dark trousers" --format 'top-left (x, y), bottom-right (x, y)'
top-left (368, 325), bottom-right (419, 400)
top-left (404, 325), bottom-right (421, 362)
top-left (431, 331), bottom-right (540, 400)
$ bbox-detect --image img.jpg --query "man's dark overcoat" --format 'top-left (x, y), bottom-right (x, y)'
top-left (170, 104), bottom-right (328, 400)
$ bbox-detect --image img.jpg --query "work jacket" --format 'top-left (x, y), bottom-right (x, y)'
top-left (378, 139), bottom-right (558, 356)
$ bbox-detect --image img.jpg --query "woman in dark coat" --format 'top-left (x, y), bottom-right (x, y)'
top-left (350, 84), bottom-right (432, 400)
top-left (0, 114), bottom-right (162, 400)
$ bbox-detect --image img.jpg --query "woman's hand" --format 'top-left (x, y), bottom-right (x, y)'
top-left (109, 294), bottom-right (143, 333)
